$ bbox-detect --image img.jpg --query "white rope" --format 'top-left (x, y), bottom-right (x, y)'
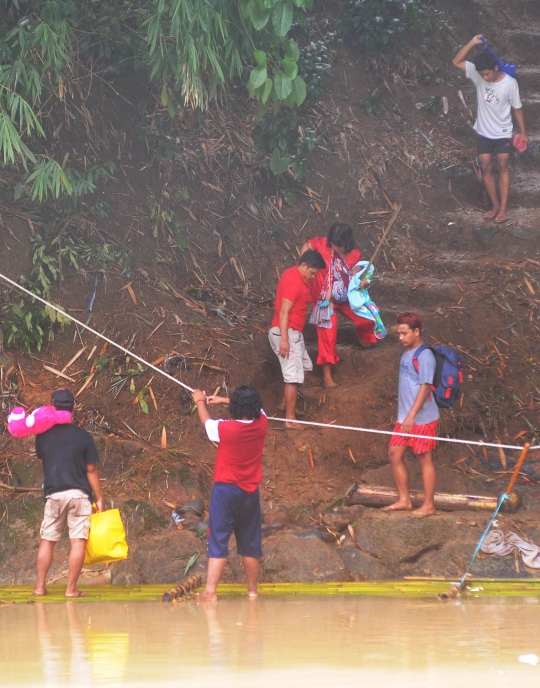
top-left (0, 271), bottom-right (195, 394)
top-left (266, 417), bottom-right (535, 451)
top-left (1, 271), bottom-right (537, 452)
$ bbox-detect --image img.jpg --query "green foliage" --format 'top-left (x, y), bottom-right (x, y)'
top-left (148, 192), bottom-right (188, 247)
top-left (297, 36), bottom-right (333, 102)
top-left (254, 111), bottom-right (318, 179)
top-left (0, 0), bottom-right (315, 197)
top-left (363, 90), bottom-right (383, 116)
top-left (0, 220), bottom-right (130, 351)
top-left (338, 0), bottom-right (431, 51)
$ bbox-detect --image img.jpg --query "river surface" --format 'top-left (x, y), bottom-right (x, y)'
top-left (1, 596), bottom-right (540, 687)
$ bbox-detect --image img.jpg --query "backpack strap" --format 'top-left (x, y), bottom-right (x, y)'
top-left (412, 344), bottom-right (430, 374)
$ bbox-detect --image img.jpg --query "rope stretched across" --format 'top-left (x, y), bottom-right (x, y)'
top-left (0, 271), bottom-right (537, 452)
top-left (0, 272), bottom-right (195, 394)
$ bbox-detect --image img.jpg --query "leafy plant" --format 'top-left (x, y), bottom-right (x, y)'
top-left (148, 192), bottom-right (189, 247)
top-left (414, 95), bottom-right (441, 114)
top-left (338, 0), bottom-right (431, 51)
top-left (0, 0), bottom-right (314, 203)
top-left (297, 36), bottom-right (333, 102)
top-left (254, 111), bottom-right (319, 179)
top-left (0, 218), bottom-right (131, 351)
top-left (363, 90), bottom-right (383, 116)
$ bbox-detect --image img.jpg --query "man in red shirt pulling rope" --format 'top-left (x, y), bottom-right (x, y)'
top-left (192, 385), bottom-right (268, 601)
top-left (268, 249), bottom-right (325, 427)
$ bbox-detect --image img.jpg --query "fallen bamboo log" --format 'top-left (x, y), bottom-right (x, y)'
top-left (161, 574), bottom-right (202, 602)
top-left (347, 484), bottom-right (521, 513)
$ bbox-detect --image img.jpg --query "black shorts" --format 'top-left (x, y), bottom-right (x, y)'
top-left (477, 135), bottom-right (512, 156)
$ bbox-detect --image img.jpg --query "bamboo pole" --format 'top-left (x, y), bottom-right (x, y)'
top-left (4, 580), bottom-right (540, 603)
top-left (440, 443), bottom-right (532, 600)
top-left (347, 483), bottom-right (521, 513)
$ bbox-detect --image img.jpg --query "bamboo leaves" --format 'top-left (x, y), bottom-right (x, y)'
top-left (26, 160), bottom-right (72, 202)
top-left (0, 0), bottom-right (314, 200)
top-left (0, 111), bottom-right (37, 168)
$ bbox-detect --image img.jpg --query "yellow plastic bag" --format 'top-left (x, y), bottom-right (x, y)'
top-left (84, 509), bottom-right (129, 567)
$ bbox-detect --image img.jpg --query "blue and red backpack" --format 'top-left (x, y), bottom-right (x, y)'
top-left (413, 344), bottom-right (464, 409)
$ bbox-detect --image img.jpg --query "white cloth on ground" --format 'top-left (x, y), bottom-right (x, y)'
top-left (480, 530), bottom-right (540, 568)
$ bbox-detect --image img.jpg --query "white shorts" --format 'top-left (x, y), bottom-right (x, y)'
top-left (268, 326), bottom-right (313, 384)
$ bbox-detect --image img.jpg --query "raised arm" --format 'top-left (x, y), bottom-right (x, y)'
top-left (453, 34), bottom-right (484, 71)
top-left (207, 395), bottom-right (230, 405)
top-left (192, 389), bottom-right (211, 425)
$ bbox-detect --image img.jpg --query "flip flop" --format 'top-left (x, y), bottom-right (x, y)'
top-left (66, 590), bottom-right (87, 598)
top-left (494, 214), bottom-right (509, 224)
top-left (483, 210), bottom-right (499, 220)
top-left (513, 134), bottom-right (528, 153)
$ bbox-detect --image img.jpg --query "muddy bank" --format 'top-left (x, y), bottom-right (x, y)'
top-left (3, 496), bottom-right (540, 586)
top-left (2, 459), bottom-right (540, 586)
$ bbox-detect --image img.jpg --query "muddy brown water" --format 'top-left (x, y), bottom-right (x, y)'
top-left (1, 597), bottom-right (540, 687)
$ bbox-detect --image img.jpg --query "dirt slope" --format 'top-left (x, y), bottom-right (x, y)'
top-left (1, 0), bottom-right (540, 584)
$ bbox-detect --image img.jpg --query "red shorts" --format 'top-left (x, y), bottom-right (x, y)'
top-left (389, 421), bottom-right (438, 455)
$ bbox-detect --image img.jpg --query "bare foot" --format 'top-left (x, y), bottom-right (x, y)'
top-left (382, 500), bottom-right (412, 512)
top-left (197, 591), bottom-right (218, 602)
top-left (323, 379), bottom-right (338, 388)
top-left (277, 404), bottom-right (304, 416)
top-left (356, 340), bottom-right (375, 350)
top-left (247, 591), bottom-right (259, 599)
top-left (409, 506), bottom-right (437, 519)
top-left (32, 588), bottom-right (46, 597)
top-left (65, 590), bottom-right (87, 598)
top-left (285, 422), bottom-right (304, 430)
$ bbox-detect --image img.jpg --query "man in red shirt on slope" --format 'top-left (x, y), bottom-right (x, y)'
top-left (192, 385), bottom-right (268, 601)
top-left (268, 250), bottom-right (325, 428)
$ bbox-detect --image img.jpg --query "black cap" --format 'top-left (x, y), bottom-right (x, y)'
top-left (51, 388), bottom-right (75, 410)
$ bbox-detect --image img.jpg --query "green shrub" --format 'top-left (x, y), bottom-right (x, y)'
top-left (338, 0), bottom-right (431, 51)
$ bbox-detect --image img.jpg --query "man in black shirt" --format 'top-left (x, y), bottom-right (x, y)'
top-left (33, 389), bottom-right (104, 598)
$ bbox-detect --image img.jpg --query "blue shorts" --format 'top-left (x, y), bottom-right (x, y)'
top-left (207, 483), bottom-right (262, 559)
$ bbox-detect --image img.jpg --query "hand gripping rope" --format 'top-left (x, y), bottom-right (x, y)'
top-left (0, 271), bottom-right (537, 452)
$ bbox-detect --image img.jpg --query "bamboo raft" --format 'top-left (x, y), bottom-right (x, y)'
top-left (4, 580), bottom-right (540, 604)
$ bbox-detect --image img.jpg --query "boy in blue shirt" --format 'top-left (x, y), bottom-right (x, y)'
top-left (385, 313), bottom-right (439, 518)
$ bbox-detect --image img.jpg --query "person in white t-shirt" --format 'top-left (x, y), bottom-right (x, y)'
top-left (453, 34), bottom-right (528, 224)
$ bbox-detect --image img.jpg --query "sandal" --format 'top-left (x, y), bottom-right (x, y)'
top-left (494, 214), bottom-right (509, 224)
top-left (483, 210), bottom-right (499, 220)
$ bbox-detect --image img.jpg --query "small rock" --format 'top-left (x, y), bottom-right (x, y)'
top-left (262, 534), bottom-right (346, 582)
top-left (264, 511), bottom-right (291, 529)
top-left (322, 505), bottom-right (364, 531)
top-left (175, 498), bottom-right (205, 518)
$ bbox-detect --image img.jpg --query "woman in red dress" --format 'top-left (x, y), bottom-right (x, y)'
top-left (301, 223), bottom-right (376, 387)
